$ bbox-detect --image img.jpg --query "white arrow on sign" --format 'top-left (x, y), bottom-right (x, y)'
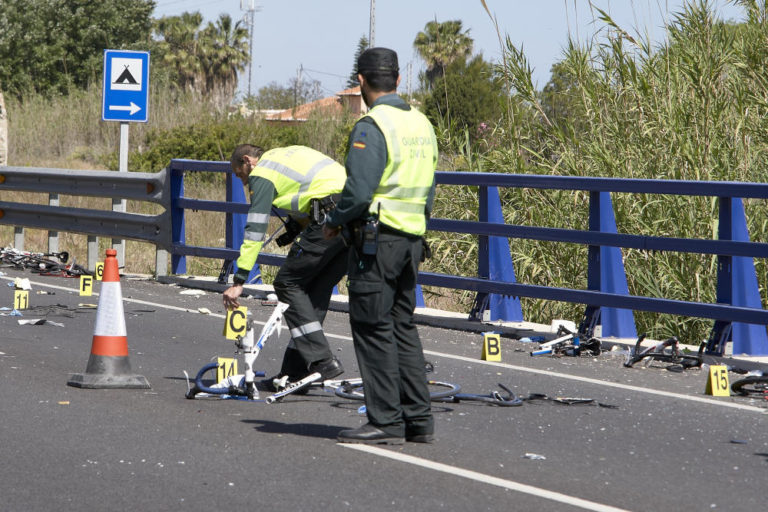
top-left (108, 102), bottom-right (141, 115)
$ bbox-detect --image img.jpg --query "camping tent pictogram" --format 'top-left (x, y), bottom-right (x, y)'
top-left (113, 66), bottom-right (138, 86)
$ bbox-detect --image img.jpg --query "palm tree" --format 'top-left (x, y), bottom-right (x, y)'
top-left (153, 12), bottom-right (249, 106)
top-left (413, 20), bottom-right (473, 89)
top-left (154, 12), bottom-right (205, 93)
top-left (200, 14), bottom-right (250, 106)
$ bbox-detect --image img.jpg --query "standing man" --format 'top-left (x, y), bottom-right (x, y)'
top-left (323, 48), bottom-right (438, 444)
top-left (224, 144), bottom-right (347, 390)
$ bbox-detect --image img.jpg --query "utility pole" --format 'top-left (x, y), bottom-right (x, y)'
top-left (241, 0), bottom-right (262, 98)
top-left (369, 0), bottom-right (375, 47)
top-left (294, 64), bottom-right (303, 108)
top-left (406, 61), bottom-right (412, 99)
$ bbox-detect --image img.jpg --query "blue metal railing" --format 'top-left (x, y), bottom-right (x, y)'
top-left (167, 159), bottom-right (768, 355)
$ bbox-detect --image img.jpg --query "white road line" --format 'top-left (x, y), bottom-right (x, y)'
top-left (340, 444), bottom-right (631, 512)
top-left (0, 276), bottom-right (355, 340)
top-left (425, 350), bottom-right (766, 413)
top-left (4, 276), bottom-right (760, 411)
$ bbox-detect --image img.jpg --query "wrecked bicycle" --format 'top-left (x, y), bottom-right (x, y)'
top-left (730, 375), bottom-right (768, 397)
top-left (183, 302), bottom-right (527, 407)
top-left (623, 333), bottom-right (704, 370)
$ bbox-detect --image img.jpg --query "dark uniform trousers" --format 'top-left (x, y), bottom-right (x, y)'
top-left (347, 229), bottom-right (434, 437)
top-left (272, 221), bottom-right (347, 376)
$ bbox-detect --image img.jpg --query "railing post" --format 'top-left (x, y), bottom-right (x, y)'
top-left (227, 171), bottom-right (261, 284)
top-left (469, 185), bottom-right (490, 320)
top-left (486, 186), bottom-right (522, 321)
top-left (468, 186), bottom-right (523, 322)
top-left (13, 226), bottom-right (24, 251)
top-left (47, 193), bottom-right (59, 254)
top-left (585, 191), bottom-right (636, 338)
top-left (170, 163), bottom-right (186, 274)
top-left (708, 197), bottom-right (768, 355)
top-left (87, 236), bottom-right (98, 271)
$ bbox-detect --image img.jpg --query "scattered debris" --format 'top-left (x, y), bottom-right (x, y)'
top-left (17, 318), bottom-right (65, 327)
top-left (523, 453), bottom-right (547, 460)
top-left (14, 277), bottom-right (32, 290)
top-left (180, 289), bottom-right (205, 296)
top-left (624, 333), bottom-right (703, 370)
top-left (528, 325), bottom-right (601, 357)
top-left (18, 319), bottom-right (46, 325)
top-left (521, 393), bottom-right (619, 409)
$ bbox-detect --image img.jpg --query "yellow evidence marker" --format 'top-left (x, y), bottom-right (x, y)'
top-left (224, 306), bottom-right (248, 340)
top-left (481, 332), bottom-right (502, 361)
top-left (79, 275), bottom-right (93, 296)
top-left (217, 357), bottom-right (238, 383)
top-left (705, 365), bottom-right (731, 396)
top-left (95, 262), bottom-right (104, 281)
top-left (14, 290), bottom-right (29, 310)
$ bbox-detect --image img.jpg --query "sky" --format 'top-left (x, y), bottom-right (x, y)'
top-left (151, 0), bottom-right (746, 99)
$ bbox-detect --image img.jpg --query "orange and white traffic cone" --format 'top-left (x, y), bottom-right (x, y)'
top-left (67, 249), bottom-right (150, 389)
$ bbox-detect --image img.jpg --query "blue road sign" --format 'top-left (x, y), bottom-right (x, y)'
top-left (102, 50), bottom-right (150, 123)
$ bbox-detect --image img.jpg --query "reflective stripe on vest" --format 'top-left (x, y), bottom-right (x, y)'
top-left (366, 105), bottom-right (437, 236)
top-left (250, 146), bottom-right (345, 214)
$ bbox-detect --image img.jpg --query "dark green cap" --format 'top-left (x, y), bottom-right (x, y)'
top-left (357, 47), bottom-right (399, 74)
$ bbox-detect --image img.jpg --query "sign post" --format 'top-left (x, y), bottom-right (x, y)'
top-left (101, 49), bottom-right (150, 268)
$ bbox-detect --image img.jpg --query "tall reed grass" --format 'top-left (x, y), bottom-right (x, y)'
top-left (461, 0), bottom-right (768, 342)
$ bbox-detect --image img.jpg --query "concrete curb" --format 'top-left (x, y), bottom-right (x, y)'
top-left (156, 275), bottom-right (768, 373)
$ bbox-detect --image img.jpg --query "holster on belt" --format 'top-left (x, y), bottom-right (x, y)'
top-left (310, 193), bottom-right (341, 224)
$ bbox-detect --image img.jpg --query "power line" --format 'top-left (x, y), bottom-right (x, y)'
top-left (155, 0), bottom-right (221, 9)
top-left (301, 68), bottom-right (347, 79)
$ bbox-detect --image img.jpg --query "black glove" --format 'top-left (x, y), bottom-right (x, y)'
top-left (420, 238), bottom-right (432, 262)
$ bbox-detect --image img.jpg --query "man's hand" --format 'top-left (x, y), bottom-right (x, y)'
top-left (322, 224), bottom-right (341, 240)
top-left (223, 284), bottom-right (244, 310)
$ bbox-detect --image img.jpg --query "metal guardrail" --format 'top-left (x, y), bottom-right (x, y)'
top-left (0, 165), bottom-right (171, 272)
top-left (168, 159), bottom-right (768, 355)
top-left (2, 161), bottom-right (767, 355)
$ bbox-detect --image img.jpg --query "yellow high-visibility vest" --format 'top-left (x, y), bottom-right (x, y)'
top-left (236, 146), bottom-right (344, 272)
top-left (365, 105), bottom-right (438, 236)
top-left (251, 145), bottom-right (345, 214)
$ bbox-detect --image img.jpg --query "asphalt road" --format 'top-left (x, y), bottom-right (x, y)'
top-left (1, 266), bottom-right (767, 512)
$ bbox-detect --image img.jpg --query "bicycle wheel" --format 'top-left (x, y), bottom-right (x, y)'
top-left (334, 379), bottom-right (460, 402)
top-left (731, 376), bottom-right (768, 396)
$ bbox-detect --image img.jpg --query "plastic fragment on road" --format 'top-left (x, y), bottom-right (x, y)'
top-left (18, 318), bottom-right (46, 325)
top-left (13, 277), bottom-right (31, 290)
top-left (522, 453), bottom-right (546, 460)
top-left (180, 289), bottom-right (205, 295)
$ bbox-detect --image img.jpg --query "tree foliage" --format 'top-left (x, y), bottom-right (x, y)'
top-left (253, 77), bottom-right (322, 110)
top-left (152, 11), bottom-right (249, 108)
top-left (346, 35), bottom-right (369, 88)
top-left (0, 0), bottom-right (156, 97)
top-left (413, 20), bottom-right (473, 90)
top-left (438, 0), bottom-right (768, 341)
top-left (422, 55), bottom-right (506, 142)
